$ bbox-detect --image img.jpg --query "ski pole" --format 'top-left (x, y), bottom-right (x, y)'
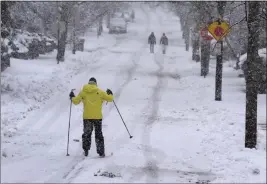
top-left (66, 89), bottom-right (75, 156)
top-left (113, 100), bottom-right (133, 139)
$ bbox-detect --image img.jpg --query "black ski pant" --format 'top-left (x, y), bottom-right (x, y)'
top-left (82, 119), bottom-right (105, 155)
top-left (150, 44), bottom-right (154, 53)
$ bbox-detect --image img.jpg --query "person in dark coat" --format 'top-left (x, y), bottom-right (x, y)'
top-left (148, 32), bottom-right (156, 53)
top-left (160, 33), bottom-right (168, 54)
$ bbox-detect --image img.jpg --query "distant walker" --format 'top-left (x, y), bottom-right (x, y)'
top-left (148, 32), bottom-right (156, 53)
top-left (160, 33), bottom-right (168, 54)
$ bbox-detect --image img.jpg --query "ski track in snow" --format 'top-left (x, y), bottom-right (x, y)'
top-left (63, 4), bottom-right (152, 183)
top-left (141, 7), bottom-right (166, 183)
top-left (2, 12), bottom-right (148, 182)
top-left (48, 4), bottom-right (153, 183)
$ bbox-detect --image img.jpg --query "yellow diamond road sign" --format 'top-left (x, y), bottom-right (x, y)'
top-left (208, 20), bottom-right (230, 41)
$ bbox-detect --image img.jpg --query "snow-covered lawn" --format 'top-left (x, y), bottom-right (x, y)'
top-left (1, 3), bottom-right (266, 183)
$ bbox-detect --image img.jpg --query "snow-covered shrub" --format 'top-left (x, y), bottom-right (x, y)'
top-left (1, 26), bottom-right (11, 71)
top-left (6, 29), bottom-right (57, 60)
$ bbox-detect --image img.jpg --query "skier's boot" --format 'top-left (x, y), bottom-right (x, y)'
top-left (84, 150), bottom-right (89, 157)
top-left (99, 153), bottom-right (105, 158)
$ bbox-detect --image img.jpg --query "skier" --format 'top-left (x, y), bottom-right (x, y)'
top-left (160, 33), bottom-right (168, 54)
top-left (69, 77), bottom-right (114, 157)
top-left (148, 32), bottom-right (156, 53)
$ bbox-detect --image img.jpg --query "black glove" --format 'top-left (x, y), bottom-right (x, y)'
top-left (106, 89), bottom-right (113, 95)
top-left (69, 91), bottom-right (75, 99)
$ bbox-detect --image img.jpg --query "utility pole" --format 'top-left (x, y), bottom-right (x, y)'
top-left (215, 1), bottom-right (226, 101)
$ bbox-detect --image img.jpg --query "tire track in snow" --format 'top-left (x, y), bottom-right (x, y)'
top-left (102, 4), bottom-right (151, 120)
top-left (141, 52), bottom-right (167, 183)
top-left (63, 4), bottom-right (153, 183)
top-left (48, 5), bottom-right (152, 183)
top-left (101, 2), bottom-right (153, 152)
top-left (59, 49), bottom-right (145, 183)
top-left (140, 6), bottom-right (168, 183)
top-left (46, 52), bottom-right (144, 182)
top-left (141, 7), bottom-right (217, 183)
top-left (93, 4), bottom-right (168, 183)
top-left (3, 12), bottom-right (148, 181)
top-left (103, 45), bottom-right (145, 120)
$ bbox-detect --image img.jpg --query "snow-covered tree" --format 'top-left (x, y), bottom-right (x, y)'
top-left (4, 2), bottom-right (127, 63)
top-left (245, 2), bottom-right (262, 149)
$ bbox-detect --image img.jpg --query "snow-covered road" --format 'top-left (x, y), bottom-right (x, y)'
top-left (1, 3), bottom-right (266, 183)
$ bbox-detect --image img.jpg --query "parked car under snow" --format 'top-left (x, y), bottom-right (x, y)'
top-left (238, 48), bottom-right (266, 94)
top-left (109, 18), bottom-right (127, 34)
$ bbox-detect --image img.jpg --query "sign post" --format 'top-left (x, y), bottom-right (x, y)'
top-left (208, 18), bottom-right (230, 101)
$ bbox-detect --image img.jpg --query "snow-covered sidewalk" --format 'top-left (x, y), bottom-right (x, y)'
top-left (1, 3), bottom-right (266, 183)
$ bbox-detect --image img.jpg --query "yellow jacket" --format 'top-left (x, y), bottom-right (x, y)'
top-left (72, 84), bottom-right (113, 119)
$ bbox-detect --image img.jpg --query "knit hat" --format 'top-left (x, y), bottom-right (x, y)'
top-left (88, 77), bottom-right (97, 85)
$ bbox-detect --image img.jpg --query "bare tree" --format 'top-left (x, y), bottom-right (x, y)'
top-left (23, 2), bottom-right (57, 36)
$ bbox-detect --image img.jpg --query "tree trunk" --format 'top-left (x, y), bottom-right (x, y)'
top-left (185, 25), bottom-right (190, 51)
top-left (245, 1), bottom-right (261, 149)
top-left (180, 17), bottom-right (185, 38)
top-left (1, 2), bottom-right (14, 28)
top-left (107, 12), bottom-right (111, 28)
top-left (97, 17), bottom-right (103, 37)
top-left (57, 21), bottom-right (68, 62)
top-left (72, 18), bottom-right (76, 54)
top-left (200, 39), bottom-right (210, 77)
top-left (192, 32), bottom-right (200, 61)
top-left (41, 19), bottom-right (50, 36)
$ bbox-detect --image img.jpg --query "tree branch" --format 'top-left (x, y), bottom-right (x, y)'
top-left (84, 10), bottom-right (109, 27)
top-left (191, 2), bottom-right (213, 20)
top-left (192, 2), bottom-right (213, 19)
top-left (231, 2), bottom-right (245, 11)
top-left (215, 16), bottom-right (246, 41)
top-left (260, 14), bottom-right (267, 20)
top-left (260, 9), bottom-right (267, 20)
top-left (25, 2), bottom-right (45, 20)
top-left (230, 16), bottom-right (246, 28)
